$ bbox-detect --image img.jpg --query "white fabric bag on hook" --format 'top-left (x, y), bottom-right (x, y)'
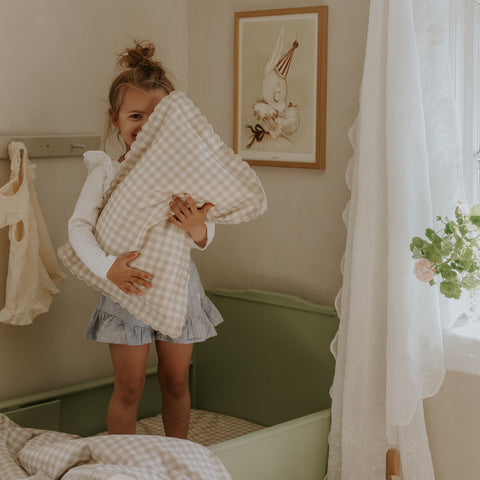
top-left (0, 142), bottom-right (65, 325)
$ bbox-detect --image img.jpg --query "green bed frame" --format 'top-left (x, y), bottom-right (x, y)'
top-left (0, 289), bottom-right (338, 479)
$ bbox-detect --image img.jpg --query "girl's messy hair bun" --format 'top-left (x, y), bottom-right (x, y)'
top-left (109, 39), bottom-right (175, 103)
top-left (105, 40), bottom-right (175, 146)
top-left (117, 41), bottom-right (163, 71)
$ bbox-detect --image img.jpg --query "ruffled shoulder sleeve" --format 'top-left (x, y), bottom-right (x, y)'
top-left (83, 150), bottom-right (111, 174)
top-left (83, 151), bottom-right (120, 195)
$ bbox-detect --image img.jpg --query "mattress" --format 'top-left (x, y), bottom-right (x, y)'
top-left (100, 409), bottom-right (265, 447)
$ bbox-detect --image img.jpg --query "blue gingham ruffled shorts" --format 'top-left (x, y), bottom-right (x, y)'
top-left (84, 261), bottom-right (223, 345)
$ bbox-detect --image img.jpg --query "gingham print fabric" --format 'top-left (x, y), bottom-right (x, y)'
top-left (0, 414), bottom-right (231, 480)
top-left (0, 415), bottom-right (38, 480)
top-left (0, 414), bottom-right (81, 480)
top-left (58, 91), bottom-right (266, 338)
top-left (132, 409), bottom-right (264, 446)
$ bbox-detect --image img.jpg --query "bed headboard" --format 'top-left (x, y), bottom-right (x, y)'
top-left (195, 289), bottom-right (338, 427)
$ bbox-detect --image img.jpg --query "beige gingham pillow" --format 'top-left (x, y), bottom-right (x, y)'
top-left (58, 91), bottom-right (266, 338)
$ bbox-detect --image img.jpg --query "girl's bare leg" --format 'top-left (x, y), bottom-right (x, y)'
top-left (107, 343), bottom-right (150, 434)
top-left (155, 341), bottom-right (194, 439)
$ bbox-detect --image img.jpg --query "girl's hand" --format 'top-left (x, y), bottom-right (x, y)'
top-left (106, 251), bottom-right (153, 295)
top-left (168, 193), bottom-right (214, 248)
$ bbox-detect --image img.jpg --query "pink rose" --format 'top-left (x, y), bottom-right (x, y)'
top-left (414, 259), bottom-right (436, 282)
top-left (456, 201), bottom-right (470, 216)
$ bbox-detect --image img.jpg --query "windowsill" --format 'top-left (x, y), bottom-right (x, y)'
top-left (444, 320), bottom-right (480, 376)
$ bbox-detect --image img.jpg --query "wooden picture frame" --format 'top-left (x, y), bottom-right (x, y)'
top-left (234, 6), bottom-right (328, 169)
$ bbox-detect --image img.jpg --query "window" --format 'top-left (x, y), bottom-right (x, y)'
top-left (451, 0), bottom-right (480, 202)
top-left (444, 0), bottom-right (480, 375)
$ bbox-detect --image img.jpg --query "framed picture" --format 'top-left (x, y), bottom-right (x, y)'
top-left (234, 7), bottom-right (328, 169)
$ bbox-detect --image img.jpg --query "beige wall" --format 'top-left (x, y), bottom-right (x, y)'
top-left (187, 0), bottom-right (366, 307)
top-left (0, 0), bottom-right (188, 399)
top-left (425, 370), bottom-right (480, 480)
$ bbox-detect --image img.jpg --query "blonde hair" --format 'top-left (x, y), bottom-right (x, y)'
top-left (105, 41), bottom-right (175, 144)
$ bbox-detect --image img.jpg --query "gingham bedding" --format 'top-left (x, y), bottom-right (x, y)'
top-left (0, 414), bottom-right (231, 480)
top-left (58, 91), bottom-right (266, 338)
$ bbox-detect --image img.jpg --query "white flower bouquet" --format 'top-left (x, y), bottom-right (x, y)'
top-left (410, 204), bottom-right (480, 299)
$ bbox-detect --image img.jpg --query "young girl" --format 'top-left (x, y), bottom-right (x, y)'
top-left (68, 41), bottom-right (223, 438)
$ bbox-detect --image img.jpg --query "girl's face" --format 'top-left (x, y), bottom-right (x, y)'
top-left (111, 86), bottom-right (168, 151)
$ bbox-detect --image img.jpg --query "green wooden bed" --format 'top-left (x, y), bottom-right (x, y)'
top-left (0, 289), bottom-right (338, 480)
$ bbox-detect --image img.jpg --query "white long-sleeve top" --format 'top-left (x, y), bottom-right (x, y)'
top-left (68, 151), bottom-right (214, 279)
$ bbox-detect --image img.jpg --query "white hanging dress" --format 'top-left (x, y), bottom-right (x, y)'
top-left (0, 142), bottom-right (65, 325)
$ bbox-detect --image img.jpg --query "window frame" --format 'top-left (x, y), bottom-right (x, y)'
top-left (451, 0), bottom-right (480, 203)
top-left (444, 0), bottom-right (480, 376)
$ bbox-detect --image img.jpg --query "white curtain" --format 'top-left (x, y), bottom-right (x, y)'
top-left (327, 0), bottom-right (463, 478)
